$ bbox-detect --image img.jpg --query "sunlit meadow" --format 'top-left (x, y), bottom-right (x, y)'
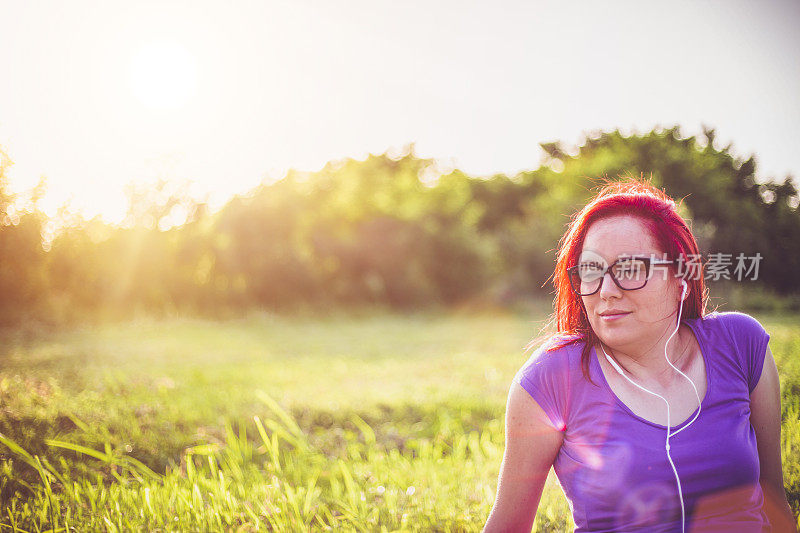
top-left (1, 308), bottom-right (798, 530)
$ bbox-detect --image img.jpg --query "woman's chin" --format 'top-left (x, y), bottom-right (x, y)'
top-left (594, 324), bottom-right (634, 347)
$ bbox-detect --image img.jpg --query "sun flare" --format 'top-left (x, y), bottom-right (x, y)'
top-left (129, 42), bottom-right (197, 109)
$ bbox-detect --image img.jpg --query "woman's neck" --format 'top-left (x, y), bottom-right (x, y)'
top-left (599, 325), bottom-right (695, 388)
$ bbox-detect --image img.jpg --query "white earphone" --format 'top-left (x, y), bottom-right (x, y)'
top-left (600, 278), bottom-right (699, 533)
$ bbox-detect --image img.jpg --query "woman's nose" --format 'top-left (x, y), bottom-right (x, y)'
top-left (599, 272), bottom-right (622, 298)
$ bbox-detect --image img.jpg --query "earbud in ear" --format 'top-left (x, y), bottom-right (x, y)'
top-left (681, 280), bottom-right (688, 300)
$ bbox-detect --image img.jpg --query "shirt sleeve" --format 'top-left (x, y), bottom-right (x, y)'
top-left (721, 312), bottom-right (771, 394)
top-left (514, 342), bottom-right (571, 432)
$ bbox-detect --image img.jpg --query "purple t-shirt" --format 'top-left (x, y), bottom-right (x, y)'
top-left (516, 311), bottom-right (771, 532)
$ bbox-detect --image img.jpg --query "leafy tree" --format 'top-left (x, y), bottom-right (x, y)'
top-left (0, 148), bottom-right (49, 327)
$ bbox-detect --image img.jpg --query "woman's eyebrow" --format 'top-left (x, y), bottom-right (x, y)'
top-left (580, 252), bottom-right (649, 263)
top-left (614, 252), bottom-right (659, 259)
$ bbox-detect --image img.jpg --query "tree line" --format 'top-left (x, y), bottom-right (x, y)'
top-left (1, 126), bottom-right (798, 327)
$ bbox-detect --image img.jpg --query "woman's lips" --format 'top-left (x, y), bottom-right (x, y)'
top-left (599, 312), bottom-right (631, 321)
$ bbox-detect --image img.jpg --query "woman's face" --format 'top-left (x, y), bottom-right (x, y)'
top-left (579, 215), bottom-right (683, 350)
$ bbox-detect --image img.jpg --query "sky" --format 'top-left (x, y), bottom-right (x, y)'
top-left (1, 0), bottom-right (799, 223)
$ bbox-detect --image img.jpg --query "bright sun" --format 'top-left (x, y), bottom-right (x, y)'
top-left (130, 42), bottom-right (197, 109)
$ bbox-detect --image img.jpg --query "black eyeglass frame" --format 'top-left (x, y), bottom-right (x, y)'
top-left (567, 255), bottom-right (677, 296)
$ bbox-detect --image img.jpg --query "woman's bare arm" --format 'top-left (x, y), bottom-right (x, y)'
top-left (483, 382), bottom-right (564, 532)
top-left (750, 344), bottom-right (798, 532)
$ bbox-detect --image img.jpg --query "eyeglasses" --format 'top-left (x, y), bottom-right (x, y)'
top-left (567, 255), bottom-right (676, 296)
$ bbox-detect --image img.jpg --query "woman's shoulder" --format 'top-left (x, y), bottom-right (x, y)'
top-left (516, 334), bottom-right (586, 381)
top-left (514, 334), bottom-right (584, 432)
top-left (688, 311), bottom-right (770, 393)
top-left (693, 309), bottom-right (764, 326)
top-left (688, 310), bottom-right (768, 341)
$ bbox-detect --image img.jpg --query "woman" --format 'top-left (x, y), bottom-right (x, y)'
top-left (484, 180), bottom-right (796, 532)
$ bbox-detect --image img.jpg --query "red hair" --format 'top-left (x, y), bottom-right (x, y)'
top-left (537, 177), bottom-right (708, 385)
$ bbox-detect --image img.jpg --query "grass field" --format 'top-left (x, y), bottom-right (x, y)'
top-left (0, 308), bottom-right (798, 531)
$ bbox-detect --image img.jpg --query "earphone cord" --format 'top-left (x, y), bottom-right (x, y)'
top-left (600, 292), bottom-right (701, 533)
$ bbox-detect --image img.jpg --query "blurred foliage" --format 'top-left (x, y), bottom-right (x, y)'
top-left (1, 126), bottom-right (799, 327)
